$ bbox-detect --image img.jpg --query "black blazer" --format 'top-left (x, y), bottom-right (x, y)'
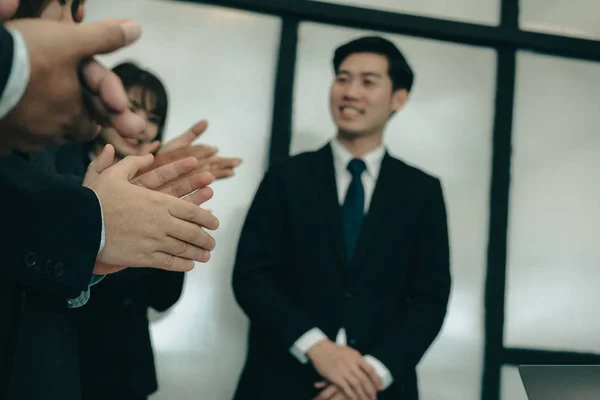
top-left (0, 151), bottom-right (102, 400)
top-left (53, 142), bottom-right (185, 399)
top-left (232, 144), bottom-right (451, 400)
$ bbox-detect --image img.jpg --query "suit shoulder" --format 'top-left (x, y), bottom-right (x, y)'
top-left (265, 150), bottom-right (318, 177)
top-left (389, 155), bottom-right (441, 186)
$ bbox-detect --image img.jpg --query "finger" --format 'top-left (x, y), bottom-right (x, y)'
top-left (83, 144), bottom-right (115, 186)
top-left (314, 385), bottom-right (339, 400)
top-left (137, 141), bottom-right (161, 156)
top-left (110, 154), bottom-right (155, 181)
top-left (157, 236), bottom-right (211, 264)
top-left (133, 157), bottom-right (199, 190)
top-left (165, 216), bottom-right (217, 252)
top-left (81, 61), bottom-right (128, 112)
top-left (161, 120), bottom-right (208, 151)
top-left (168, 199), bottom-right (220, 231)
top-left (81, 62), bottom-right (146, 137)
top-left (314, 381), bottom-right (328, 389)
top-left (159, 172), bottom-right (215, 200)
top-left (349, 368), bottom-right (373, 400)
top-left (183, 187), bottom-right (213, 206)
top-left (175, 145), bottom-right (218, 162)
top-left (359, 361), bottom-right (382, 392)
top-left (74, 19), bottom-right (141, 57)
top-left (337, 377), bottom-right (357, 400)
top-left (341, 373), bottom-right (361, 400)
top-left (148, 252), bottom-right (195, 272)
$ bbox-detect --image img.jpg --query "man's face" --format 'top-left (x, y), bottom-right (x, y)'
top-left (40, 0), bottom-right (84, 23)
top-left (329, 52), bottom-right (407, 139)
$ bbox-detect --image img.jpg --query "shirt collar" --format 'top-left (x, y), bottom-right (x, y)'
top-left (330, 138), bottom-right (386, 179)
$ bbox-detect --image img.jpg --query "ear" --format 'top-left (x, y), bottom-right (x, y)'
top-left (391, 88), bottom-right (409, 112)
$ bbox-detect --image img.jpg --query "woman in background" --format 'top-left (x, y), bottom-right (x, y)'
top-left (63, 61), bottom-right (182, 400)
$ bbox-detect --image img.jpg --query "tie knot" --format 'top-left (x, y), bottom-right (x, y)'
top-left (347, 158), bottom-right (366, 177)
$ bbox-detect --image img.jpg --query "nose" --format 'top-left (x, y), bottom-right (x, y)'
top-left (343, 80), bottom-right (361, 100)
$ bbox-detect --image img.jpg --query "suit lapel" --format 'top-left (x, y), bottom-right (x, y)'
top-left (308, 144), bottom-right (346, 267)
top-left (351, 153), bottom-right (404, 269)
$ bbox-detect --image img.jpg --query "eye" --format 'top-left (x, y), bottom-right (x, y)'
top-left (364, 80), bottom-right (375, 86)
top-left (336, 76), bottom-right (348, 83)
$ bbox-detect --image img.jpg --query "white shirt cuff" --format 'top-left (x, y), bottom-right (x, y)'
top-left (364, 355), bottom-right (394, 390)
top-left (91, 190), bottom-right (106, 254)
top-left (0, 27), bottom-right (30, 119)
top-left (290, 327), bottom-right (328, 364)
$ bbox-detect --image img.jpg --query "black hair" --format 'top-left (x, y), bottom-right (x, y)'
top-left (112, 61), bottom-right (169, 142)
top-left (333, 36), bottom-right (414, 92)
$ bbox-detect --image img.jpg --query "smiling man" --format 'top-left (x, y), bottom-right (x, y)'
top-left (232, 36), bottom-right (452, 400)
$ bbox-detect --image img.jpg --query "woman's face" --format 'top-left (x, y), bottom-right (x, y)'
top-left (40, 0), bottom-right (84, 23)
top-left (99, 86), bottom-right (162, 158)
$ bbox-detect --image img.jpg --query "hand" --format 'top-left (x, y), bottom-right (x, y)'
top-left (84, 145), bottom-right (219, 273)
top-left (138, 120), bottom-right (243, 179)
top-left (0, 0), bottom-right (18, 20)
top-left (0, 18), bottom-right (145, 154)
top-left (313, 381), bottom-right (353, 400)
top-left (307, 340), bottom-right (382, 400)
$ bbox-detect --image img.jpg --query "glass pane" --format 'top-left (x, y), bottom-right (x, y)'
top-left (312, 0), bottom-right (499, 25)
top-left (292, 22), bottom-right (496, 400)
top-left (502, 367), bottom-right (529, 400)
top-left (520, 0), bottom-right (600, 40)
top-left (505, 52), bottom-right (600, 353)
top-left (87, 1), bottom-right (280, 398)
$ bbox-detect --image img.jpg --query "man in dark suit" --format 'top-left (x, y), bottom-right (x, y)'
top-left (232, 36), bottom-right (451, 400)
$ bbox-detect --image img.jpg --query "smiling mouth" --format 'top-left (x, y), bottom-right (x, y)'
top-left (340, 106), bottom-right (364, 116)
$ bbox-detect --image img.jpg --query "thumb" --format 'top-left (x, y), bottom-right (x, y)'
top-left (113, 153), bottom-right (155, 181)
top-left (83, 144), bottom-right (115, 186)
top-left (162, 120), bottom-right (208, 151)
top-left (137, 140), bottom-right (161, 156)
top-left (75, 19), bottom-right (142, 57)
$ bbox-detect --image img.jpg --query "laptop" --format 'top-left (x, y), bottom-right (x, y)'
top-left (518, 365), bottom-right (600, 400)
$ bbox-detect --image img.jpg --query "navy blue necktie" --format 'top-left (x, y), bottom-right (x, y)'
top-left (343, 158), bottom-right (367, 263)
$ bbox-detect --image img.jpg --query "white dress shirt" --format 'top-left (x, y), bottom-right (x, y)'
top-left (0, 29), bottom-right (106, 307)
top-left (289, 138), bottom-right (394, 390)
top-left (0, 28), bottom-right (29, 119)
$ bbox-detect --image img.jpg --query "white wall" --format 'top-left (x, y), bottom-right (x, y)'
top-left (85, 1), bottom-right (600, 399)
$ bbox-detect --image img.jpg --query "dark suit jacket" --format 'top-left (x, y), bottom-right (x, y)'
top-left (53, 142), bottom-right (185, 399)
top-left (232, 143), bottom-right (451, 400)
top-left (0, 152), bottom-right (102, 400)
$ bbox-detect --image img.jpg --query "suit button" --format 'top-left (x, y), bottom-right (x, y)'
top-left (53, 262), bottom-right (64, 278)
top-left (122, 297), bottom-right (133, 307)
top-left (24, 252), bottom-right (37, 267)
top-left (344, 291), bottom-right (353, 299)
top-left (349, 338), bottom-right (357, 347)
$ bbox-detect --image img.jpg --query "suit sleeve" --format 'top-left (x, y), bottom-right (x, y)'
top-left (0, 154), bottom-right (102, 299)
top-left (369, 178), bottom-right (451, 386)
top-left (147, 270), bottom-right (185, 312)
top-left (232, 168), bottom-right (318, 350)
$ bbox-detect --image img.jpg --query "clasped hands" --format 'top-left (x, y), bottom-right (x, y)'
top-left (308, 339), bottom-right (383, 400)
